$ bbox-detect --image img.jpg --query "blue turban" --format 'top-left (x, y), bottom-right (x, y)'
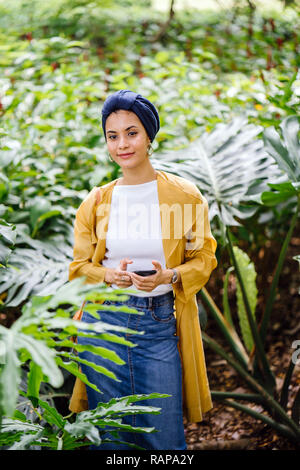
top-left (101, 89), bottom-right (160, 142)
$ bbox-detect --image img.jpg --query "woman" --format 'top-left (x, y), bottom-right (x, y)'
top-left (69, 89), bottom-right (217, 450)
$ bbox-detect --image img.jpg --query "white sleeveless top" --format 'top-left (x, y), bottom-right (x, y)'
top-left (101, 180), bottom-right (173, 297)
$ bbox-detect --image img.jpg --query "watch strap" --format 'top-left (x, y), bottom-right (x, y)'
top-left (171, 268), bottom-right (178, 284)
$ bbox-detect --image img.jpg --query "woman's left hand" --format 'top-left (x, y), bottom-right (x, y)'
top-left (128, 260), bottom-right (172, 292)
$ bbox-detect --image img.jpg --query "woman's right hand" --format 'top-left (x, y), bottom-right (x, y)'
top-left (104, 258), bottom-right (133, 287)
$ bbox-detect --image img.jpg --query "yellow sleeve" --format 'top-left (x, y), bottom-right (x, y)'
top-left (174, 193), bottom-right (217, 303)
top-left (69, 188), bottom-right (107, 285)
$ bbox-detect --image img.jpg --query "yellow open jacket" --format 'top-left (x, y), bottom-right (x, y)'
top-left (68, 170), bottom-right (217, 423)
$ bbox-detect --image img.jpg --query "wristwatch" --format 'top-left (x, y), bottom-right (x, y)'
top-left (171, 268), bottom-right (178, 284)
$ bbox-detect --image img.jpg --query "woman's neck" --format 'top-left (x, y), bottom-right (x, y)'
top-left (117, 164), bottom-right (157, 186)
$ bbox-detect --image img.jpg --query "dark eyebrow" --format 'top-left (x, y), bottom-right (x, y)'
top-left (107, 125), bottom-right (138, 134)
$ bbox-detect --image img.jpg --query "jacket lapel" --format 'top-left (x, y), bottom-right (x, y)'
top-left (93, 170), bottom-right (185, 269)
top-left (94, 179), bottom-right (119, 263)
top-left (156, 171), bottom-right (186, 269)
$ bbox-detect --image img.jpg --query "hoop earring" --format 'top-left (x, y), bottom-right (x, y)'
top-left (107, 152), bottom-right (114, 162)
top-left (147, 143), bottom-right (154, 157)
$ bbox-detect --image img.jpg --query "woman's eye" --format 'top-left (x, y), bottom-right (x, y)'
top-left (107, 132), bottom-right (136, 140)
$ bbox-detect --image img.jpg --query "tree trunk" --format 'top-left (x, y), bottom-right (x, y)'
top-left (150, 0), bottom-right (175, 43)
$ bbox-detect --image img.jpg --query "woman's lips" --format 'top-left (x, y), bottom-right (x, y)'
top-left (118, 152), bottom-right (134, 159)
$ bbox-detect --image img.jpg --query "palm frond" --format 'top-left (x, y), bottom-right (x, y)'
top-left (0, 223), bottom-right (73, 307)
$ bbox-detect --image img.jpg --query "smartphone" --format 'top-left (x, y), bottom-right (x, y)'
top-left (133, 270), bottom-right (157, 277)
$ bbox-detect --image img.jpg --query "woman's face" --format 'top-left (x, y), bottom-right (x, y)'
top-left (105, 109), bottom-right (150, 170)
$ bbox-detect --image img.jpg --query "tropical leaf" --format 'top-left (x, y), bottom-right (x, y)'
top-left (27, 362), bottom-right (43, 402)
top-left (261, 182), bottom-right (298, 206)
top-left (0, 279), bottom-right (144, 417)
top-left (0, 219), bottom-right (16, 246)
top-left (263, 115), bottom-right (300, 183)
top-left (37, 398), bottom-right (65, 429)
top-left (8, 429), bottom-right (44, 450)
top-left (15, 333), bottom-right (64, 388)
top-left (233, 246), bottom-right (258, 353)
top-left (17, 367), bottom-right (56, 424)
top-left (0, 392), bottom-right (169, 450)
top-left (0, 326), bottom-right (64, 416)
top-left (151, 116), bottom-right (284, 225)
top-left (0, 219), bottom-right (17, 267)
top-left (0, 328), bottom-right (22, 417)
top-left (200, 287), bottom-right (249, 369)
top-left (0, 226), bottom-right (73, 307)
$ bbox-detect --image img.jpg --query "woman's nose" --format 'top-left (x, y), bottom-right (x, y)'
top-left (118, 135), bottom-right (129, 149)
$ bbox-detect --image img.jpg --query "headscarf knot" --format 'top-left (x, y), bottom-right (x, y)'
top-left (102, 89), bottom-right (160, 142)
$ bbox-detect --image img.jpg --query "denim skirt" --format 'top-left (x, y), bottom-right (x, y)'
top-left (77, 290), bottom-right (186, 450)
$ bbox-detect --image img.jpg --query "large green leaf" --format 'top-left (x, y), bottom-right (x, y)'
top-left (0, 328), bottom-right (21, 417)
top-left (263, 115), bottom-right (300, 183)
top-left (27, 197), bottom-right (52, 231)
top-left (9, 430), bottom-right (44, 450)
top-left (0, 391), bottom-right (169, 450)
top-left (27, 362), bottom-right (43, 403)
top-left (37, 399), bottom-right (65, 429)
top-left (58, 351), bottom-right (122, 382)
top-left (152, 117), bottom-right (283, 226)
top-left (261, 182), bottom-right (298, 206)
top-left (0, 327), bottom-right (64, 416)
top-left (223, 266), bottom-right (234, 327)
top-left (200, 287), bottom-right (249, 369)
top-left (233, 246), bottom-right (258, 353)
top-left (0, 219), bottom-right (16, 246)
top-left (0, 228), bottom-right (73, 307)
top-left (57, 339), bottom-right (126, 365)
top-left (0, 418), bottom-right (43, 434)
top-left (0, 279), bottom-right (148, 417)
top-left (15, 333), bottom-right (64, 388)
top-left (0, 219), bottom-right (16, 267)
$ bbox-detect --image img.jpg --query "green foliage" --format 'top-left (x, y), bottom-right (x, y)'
top-left (198, 115), bottom-right (300, 443)
top-left (233, 246), bottom-right (258, 353)
top-left (0, 3), bottom-right (299, 301)
top-left (259, 116), bottom-right (300, 343)
top-left (0, 227), bottom-right (74, 306)
top-left (262, 115), bottom-right (300, 209)
top-left (0, 220), bottom-right (16, 269)
top-left (0, 278), bottom-right (169, 449)
top-left (1, 393), bottom-right (168, 450)
top-left (152, 116), bottom-right (284, 228)
top-left (0, 0), bottom-right (299, 448)
top-left (222, 266), bottom-right (234, 327)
